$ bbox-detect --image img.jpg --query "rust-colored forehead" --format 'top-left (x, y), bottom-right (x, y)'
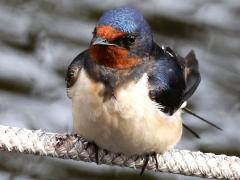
top-left (95, 25), bottom-right (125, 41)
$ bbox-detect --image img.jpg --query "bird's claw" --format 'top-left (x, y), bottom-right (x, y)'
top-left (93, 142), bottom-right (99, 164)
top-left (86, 142), bottom-right (99, 164)
top-left (55, 134), bottom-right (70, 147)
top-left (140, 152), bottom-right (159, 176)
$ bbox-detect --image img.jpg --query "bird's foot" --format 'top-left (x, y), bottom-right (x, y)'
top-left (92, 142), bottom-right (99, 164)
top-left (153, 152), bottom-right (159, 170)
top-left (55, 134), bottom-right (71, 147)
top-left (140, 152), bottom-right (159, 176)
top-left (85, 141), bottom-right (99, 164)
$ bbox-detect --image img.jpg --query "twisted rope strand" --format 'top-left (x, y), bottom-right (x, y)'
top-left (0, 125), bottom-right (239, 179)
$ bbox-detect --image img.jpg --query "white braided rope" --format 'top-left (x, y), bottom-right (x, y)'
top-left (0, 125), bottom-right (239, 179)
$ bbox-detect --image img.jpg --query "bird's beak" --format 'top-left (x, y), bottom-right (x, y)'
top-left (91, 37), bottom-right (116, 46)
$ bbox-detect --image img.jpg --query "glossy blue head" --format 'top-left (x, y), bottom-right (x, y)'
top-left (91, 7), bottom-right (153, 59)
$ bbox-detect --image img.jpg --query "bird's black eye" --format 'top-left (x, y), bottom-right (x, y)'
top-left (113, 34), bottom-right (136, 48)
top-left (124, 34), bottom-right (136, 45)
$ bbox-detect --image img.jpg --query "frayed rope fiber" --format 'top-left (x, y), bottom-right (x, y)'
top-left (0, 125), bottom-right (239, 179)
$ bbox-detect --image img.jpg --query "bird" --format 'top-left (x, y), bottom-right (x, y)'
top-left (66, 7), bottom-right (202, 175)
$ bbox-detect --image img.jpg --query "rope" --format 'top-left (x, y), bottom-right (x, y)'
top-left (0, 125), bottom-right (239, 179)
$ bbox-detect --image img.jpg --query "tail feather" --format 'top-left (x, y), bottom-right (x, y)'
top-left (183, 108), bottom-right (223, 131)
top-left (181, 50), bottom-right (201, 100)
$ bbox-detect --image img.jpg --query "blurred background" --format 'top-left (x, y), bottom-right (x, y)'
top-left (0, 0), bottom-right (239, 179)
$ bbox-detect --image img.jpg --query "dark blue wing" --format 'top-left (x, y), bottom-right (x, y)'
top-left (148, 43), bottom-right (200, 115)
top-left (65, 50), bottom-right (87, 97)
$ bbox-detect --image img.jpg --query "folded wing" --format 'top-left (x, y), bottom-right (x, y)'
top-left (65, 50), bottom-right (86, 98)
top-left (148, 44), bottom-right (201, 115)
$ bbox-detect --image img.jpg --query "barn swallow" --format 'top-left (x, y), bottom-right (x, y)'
top-left (66, 7), bottom-right (204, 174)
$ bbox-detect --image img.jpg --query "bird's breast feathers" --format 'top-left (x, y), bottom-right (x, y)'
top-left (69, 68), bottom-right (182, 155)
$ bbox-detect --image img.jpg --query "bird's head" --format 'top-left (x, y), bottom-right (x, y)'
top-left (89, 7), bottom-right (153, 69)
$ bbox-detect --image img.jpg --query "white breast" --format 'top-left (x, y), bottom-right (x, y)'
top-left (69, 69), bottom-right (182, 155)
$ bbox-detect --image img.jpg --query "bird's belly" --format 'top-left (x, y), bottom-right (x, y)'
top-left (70, 70), bottom-right (182, 155)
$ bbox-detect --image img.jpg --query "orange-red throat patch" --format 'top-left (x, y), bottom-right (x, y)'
top-left (95, 25), bottom-right (125, 41)
top-left (90, 45), bottom-right (141, 69)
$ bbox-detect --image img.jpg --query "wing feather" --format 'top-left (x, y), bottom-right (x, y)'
top-left (65, 50), bottom-right (87, 98)
top-left (148, 44), bottom-right (201, 115)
